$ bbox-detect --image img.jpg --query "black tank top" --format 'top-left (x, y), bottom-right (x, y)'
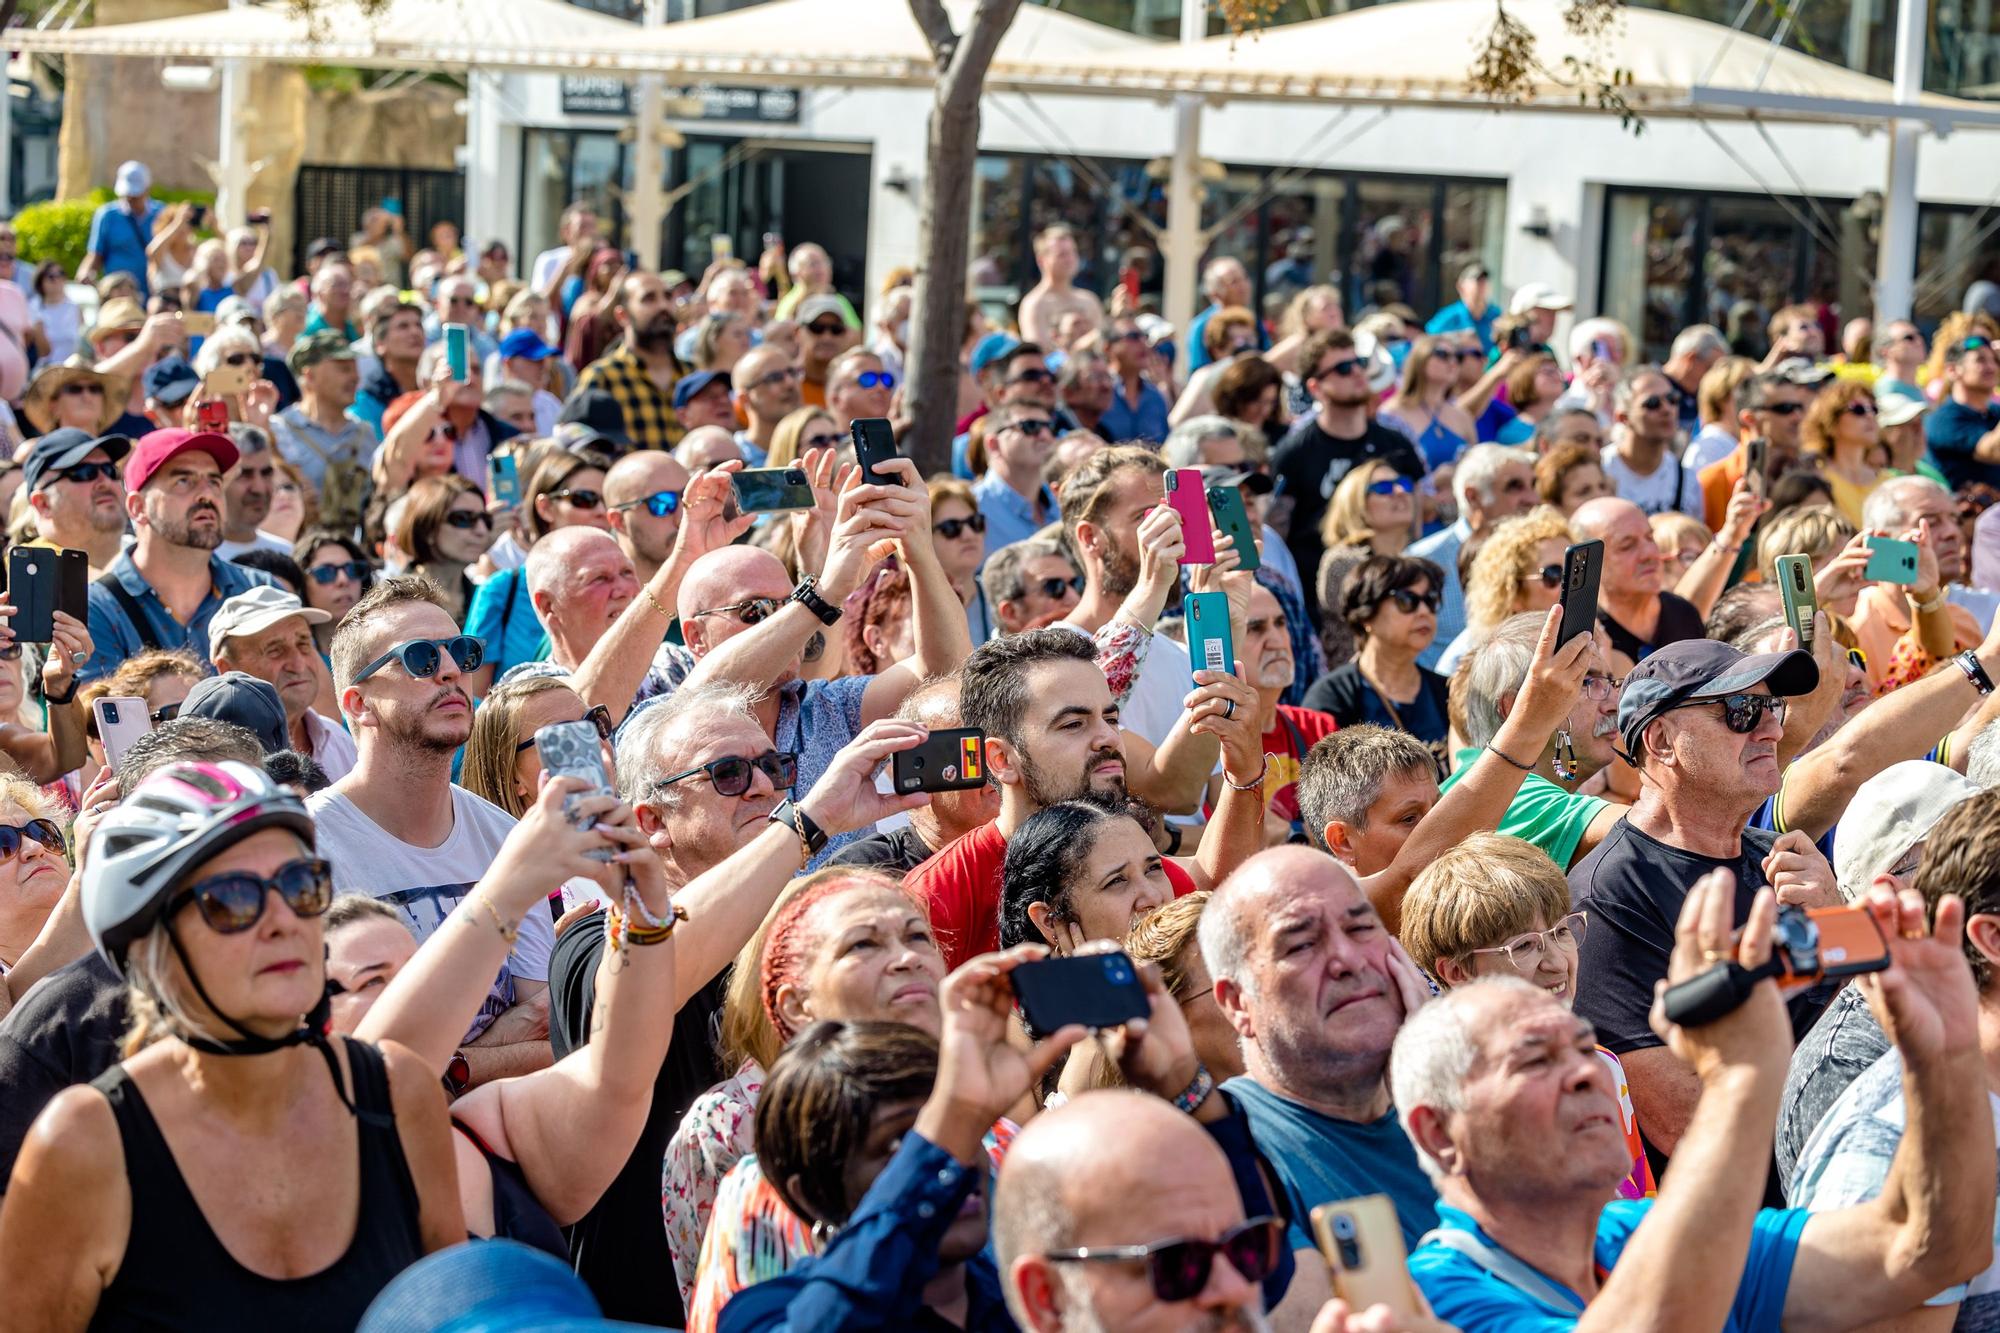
top-left (451, 1119), bottom-right (569, 1259)
top-left (88, 1038), bottom-right (426, 1332)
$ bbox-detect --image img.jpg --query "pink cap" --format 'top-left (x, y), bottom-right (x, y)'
top-left (126, 428), bottom-right (239, 492)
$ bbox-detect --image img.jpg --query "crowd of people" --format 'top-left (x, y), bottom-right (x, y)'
top-left (2, 158), bottom-right (2000, 1331)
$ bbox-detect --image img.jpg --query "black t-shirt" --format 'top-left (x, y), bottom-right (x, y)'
top-left (1269, 416), bottom-right (1426, 617)
top-left (0, 953), bottom-right (129, 1192)
top-left (1601, 591), bottom-right (1706, 664)
top-left (549, 909), bottom-right (727, 1327)
top-left (826, 824), bottom-right (936, 877)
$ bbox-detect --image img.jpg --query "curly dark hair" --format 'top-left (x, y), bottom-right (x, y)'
top-left (1340, 553), bottom-right (1446, 636)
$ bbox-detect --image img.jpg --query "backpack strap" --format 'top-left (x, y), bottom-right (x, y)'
top-left (94, 570), bottom-right (163, 653)
top-left (1416, 1227), bottom-right (1586, 1316)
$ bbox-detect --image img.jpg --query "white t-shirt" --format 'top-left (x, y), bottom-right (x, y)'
top-left (302, 709), bottom-right (357, 783)
top-left (308, 784), bottom-right (556, 1037)
top-left (1599, 444), bottom-right (1701, 517)
top-left (530, 245), bottom-right (572, 295)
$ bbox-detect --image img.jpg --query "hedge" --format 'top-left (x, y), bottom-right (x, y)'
top-left (13, 186), bottom-right (220, 280)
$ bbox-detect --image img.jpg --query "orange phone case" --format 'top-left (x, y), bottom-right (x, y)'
top-left (1311, 1196), bottom-right (1421, 1318)
top-left (1808, 905), bottom-right (1890, 978)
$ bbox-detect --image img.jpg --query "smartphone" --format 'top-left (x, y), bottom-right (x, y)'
top-left (1164, 469), bottom-right (1215, 564)
top-left (1805, 904), bottom-right (1892, 980)
top-left (195, 399), bottom-right (229, 433)
top-left (1556, 540), bottom-right (1603, 648)
top-left (892, 727), bottom-right (987, 794)
top-left (762, 231), bottom-right (782, 251)
top-left (1009, 951), bottom-right (1150, 1033)
top-left (201, 362), bottom-right (252, 398)
top-left (731, 467), bottom-right (816, 513)
top-left (92, 696), bottom-right (153, 772)
top-left (1184, 590), bottom-right (1235, 681)
top-left (1120, 265), bottom-right (1141, 304)
top-left (850, 416), bottom-right (900, 488)
top-left (1592, 337), bottom-right (1615, 364)
top-left (534, 719), bottom-right (616, 862)
top-left (1206, 484), bottom-right (1261, 573)
top-left (488, 452), bottom-right (522, 506)
top-left (444, 323), bottom-right (470, 381)
top-left (1863, 536), bottom-right (1920, 585)
top-left (7, 546), bottom-right (87, 643)
top-left (1507, 323), bottom-right (1531, 352)
top-left (181, 311), bottom-right (216, 337)
top-left (189, 204), bottom-right (208, 230)
top-left (1311, 1197), bottom-right (1421, 1318)
top-left (1775, 554), bottom-right (1818, 653)
top-left (710, 233), bottom-right (733, 262)
top-left (1745, 437), bottom-right (1769, 499)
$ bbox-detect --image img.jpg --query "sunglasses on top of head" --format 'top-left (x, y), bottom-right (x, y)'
top-left (169, 857), bottom-right (334, 935)
top-left (352, 635), bottom-right (485, 684)
top-left (515, 704), bottom-right (616, 753)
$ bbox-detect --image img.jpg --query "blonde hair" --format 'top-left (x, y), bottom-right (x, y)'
top-left (1650, 511), bottom-right (1712, 561)
top-left (1279, 285), bottom-right (1341, 341)
top-left (1462, 507), bottom-right (1573, 632)
top-left (461, 675), bottom-right (579, 817)
top-left (1398, 833), bottom-right (1572, 979)
top-left (766, 407), bottom-right (837, 470)
top-left (1319, 459), bottom-right (1406, 551)
top-left (927, 476), bottom-right (976, 517)
top-left (1696, 355), bottom-right (1757, 427)
top-left (1756, 505), bottom-right (1857, 583)
top-left (1125, 892), bottom-right (1211, 1001)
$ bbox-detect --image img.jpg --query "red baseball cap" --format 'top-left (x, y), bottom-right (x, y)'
top-left (126, 428), bottom-right (239, 492)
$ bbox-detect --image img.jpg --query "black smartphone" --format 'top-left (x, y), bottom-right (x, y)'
top-left (1507, 324), bottom-right (1531, 352)
top-left (892, 727), bottom-right (987, 793)
top-left (1745, 437), bottom-right (1769, 499)
top-left (851, 416), bottom-right (900, 488)
top-left (1556, 539), bottom-right (1602, 648)
top-left (7, 547), bottom-right (88, 644)
top-left (731, 467), bottom-right (816, 513)
top-left (1010, 951), bottom-right (1150, 1033)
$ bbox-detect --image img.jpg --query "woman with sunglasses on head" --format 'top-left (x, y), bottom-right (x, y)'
top-left (1316, 460), bottom-right (1417, 668)
top-left (1801, 379), bottom-right (1886, 526)
top-left (1305, 554), bottom-right (1451, 771)
top-left (1379, 336), bottom-right (1478, 476)
top-left (1436, 507), bottom-right (1573, 673)
top-left (926, 477), bottom-right (994, 643)
top-left (466, 447), bottom-right (612, 682)
top-left (1, 761), bottom-right (464, 1329)
top-left (394, 474), bottom-right (498, 625)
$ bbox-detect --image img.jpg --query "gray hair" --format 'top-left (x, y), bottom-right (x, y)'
top-left (1295, 724), bottom-right (1435, 849)
top-left (1459, 612), bottom-right (1543, 748)
top-left (1201, 256), bottom-right (1244, 300)
top-left (483, 378), bottom-right (534, 413)
top-left (1196, 874), bottom-right (1254, 997)
top-left (1669, 324), bottom-right (1728, 362)
top-left (1612, 364), bottom-right (1669, 414)
top-left (613, 680), bottom-right (762, 807)
top-left (226, 422), bottom-right (271, 456)
top-left (1567, 316), bottom-right (1629, 365)
top-left (1161, 415), bottom-right (1242, 469)
top-left (982, 536), bottom-right (1072, 605)
top-left (1969, 718), bottom-right (2000, 791)
top-left (193, 324), bottom-right (262, 378)
top-left (262, 285), bottom-right (307, 324)
top-left (1391, 976), bottom-right (1543, 1184)
top-left (1862, 474), bottom-right (1950, 533)
top-left (1452, 444), bottom-right (1533, 517)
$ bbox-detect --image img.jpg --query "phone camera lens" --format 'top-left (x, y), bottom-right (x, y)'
top-left (103, 703), bottom-right (118, 723)
top-left (912, 756), bottom-right (925, 769)
top-left (1332, 1216), bottom-right (1356, 1240)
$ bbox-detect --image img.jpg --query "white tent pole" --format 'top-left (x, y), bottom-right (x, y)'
top-left (1875, 0), bottom-right (1927, 322)
top-left (625, 0), bottom-right (668, 272)
top-left (215, 0), bottom-right (251, 226)
top-left (0, 57), bottom-right (14, 218)
top-left (1161, 0), bottom-right (1205, 340)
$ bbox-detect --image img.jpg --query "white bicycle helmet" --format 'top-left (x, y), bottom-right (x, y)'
top-left (84, 759), bottom-right (316, 975)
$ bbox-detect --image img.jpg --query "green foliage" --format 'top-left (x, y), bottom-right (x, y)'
top-left (11, 184), bottom-right (219, 277)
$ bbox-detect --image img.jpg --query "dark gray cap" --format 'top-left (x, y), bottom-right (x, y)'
top-left (180, 671), bottom-right (288, 755)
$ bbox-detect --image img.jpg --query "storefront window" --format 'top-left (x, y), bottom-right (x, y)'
top-left (1915, 204), bottom-right (2000, 327)
top-left (1602, 192), bottom-right (1698, 362)
top-left (1351, 179), bottom-right (1435, 314)
top-left (970, 156), bottom-right (1031, 304)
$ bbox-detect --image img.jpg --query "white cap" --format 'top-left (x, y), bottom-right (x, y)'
top-left (1833, 760), bottom-right (1982, 894)
top-left (207, 584), bottom-right (330, 660)
top-left (1509, 282), bottom-right (1574, 316)
top-left (1876, 392), bottom-right (1928, 429)
top-left (114, 160), bottom-right (151, 200)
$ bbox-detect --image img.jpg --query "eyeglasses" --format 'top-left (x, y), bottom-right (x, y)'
top-left (1466, 912), bottom-right (1590, 973)
top-left (1762, 402), bottom-right (1808, 416)
top-left (802, 432), bottom-right (844, 451)
top-left (1044, 1216), bottom-right (1283, 1304)
top-left (1034, 575), bottom-right (1086, 600)
top-left (749, 366), bottom-right (804, 390)
top-left (168, 857), bottom-right (333, 935)
top-left (0, 818), bottom-right (63, 862)
top-left (221, 352), bottom-right (255, 367)
top-left (443, 509), bottom-right (493, 531)
top-left (1111, 329), bottom-right (1147, 343)
top-left (1579, 673), bottom-right (1623, 702)
top-left (1005, 417), bottom-right (1056, 438)
top-left (1367, 477), bottom-right (1413, 496)
top-left (934, 515), bottom-right (987, 540)
top-left (611, 489), bottom-right (682, 518)
top-left (351, 635), bottom-right (485, 684)
top-left (0, 644), bottom-right (18, 661)
top-left (1845, 401), bottom-right (1878, 417)
top-left (57, 461), bottom-right (121, 485)
top-left (1384, 588), bottom-right (1441, 614)
top-left (1963, 336), bottom-right (1992, 352)
top-left (151, 703), bottom-right (181, 724)
top-left (856, 370), bottom-right (896, 390)
top-left (806, 321), bottom-right (846, 337)
top-left (1672, 692), bottom-right (1787, 733)
top-left (653, 750), bottom-right (798, 798)
top-left (309, 560), bottom-right (369, 585)
top-left (1847, 646), bottom-right (1868, 672)
top-left (1006, 369), bottom-right (1057, 387)
top-left (694, 596), bottom-right (783, 626)
top-left (1314, 358), bottom-right (1365, 379)
top-left (553, 488), bottom-right (605, 510)
top-left (515, 704), bottom-right (615, 753)
top-left (1536, 563), bottom-right (1563, 589)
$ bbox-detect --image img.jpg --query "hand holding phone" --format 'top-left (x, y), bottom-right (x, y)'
top-left (732, 467), bottom-right (815, 513)
top-left (1862, 536), bottom-right (1920, 585)
top-left (444, 324), bottom-right (470, 382)
top-left (7, 547), bottom-right (88, 643)
top-left (1556, 540), bottom-right (1603, 648)
top-left (1165, 469), bottom-right (1215, 564)
top-left (1205, 485), bottom-right (1261, 573)
top-left (1775, 554), bottom-right (1818, 652)
top-left (850, 417), bottom-right (900, 488)
top-left (893, 728), bottom-right (987, 793)
top-left (93, 697), bottom-right (153, 772)
top-left (1745, 437), bottom-right (1769, 500)
top-left (488, 453), bottom-right (522, 507)
top-left (1009, 951), bottom-right (1150, 1034)
top-left (535, 720), bottom-right (616, 861)
top-left (1184, 591), bottom-right (1234, 682)
top-left (196, 399), bottom-right (229, 433)
top-left (1311, 1197), bottom-right (1422, 1317)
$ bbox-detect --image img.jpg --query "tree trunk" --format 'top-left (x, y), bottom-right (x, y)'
top-left (904, 0), bottom-right (1025, 478)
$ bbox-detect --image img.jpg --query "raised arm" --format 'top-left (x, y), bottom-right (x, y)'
top-left (1673, 478), bottom-right (1763, 617)
top-left (1187, 665), bottom-right (1267, 891)
top-left (862, 458), bottom-right (973, 725)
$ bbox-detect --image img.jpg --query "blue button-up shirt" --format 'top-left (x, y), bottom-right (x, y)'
top-left (972, 470), bottom-right (1058, 562)
top-left (86, 199), bottom-right (163, 298)
top-left (82, 550), bottom-right (277, 683)
top-left (1098, 378), bottom-right (1171, 444)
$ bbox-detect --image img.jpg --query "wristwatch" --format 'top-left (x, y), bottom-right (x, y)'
top-left (769, 798), bottom-right (828, 857)
top-left (443, 1049), bottom-right (471, 1098)
top-left (1956, 649), bottom-right (1995, 697)
top-left (790, 574), bottom-right (842, 626)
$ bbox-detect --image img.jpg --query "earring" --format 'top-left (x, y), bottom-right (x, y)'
top-left (1552, 729), bottom-right (1578, 783)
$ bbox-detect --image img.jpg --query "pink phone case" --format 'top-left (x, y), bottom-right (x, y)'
top-left (1166, 469), bottom-right (1215, 564)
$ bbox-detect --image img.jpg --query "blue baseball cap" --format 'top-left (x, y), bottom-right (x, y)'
top-left (672, 369), bottom-right (731, 411)
top-left (359, 1238), bottom-right (651, 1331)
top-left (498, 328), bottom-right (558, 362)
top-left (142, 355), bottom-right (200, 407)
top-left (1617, 637), bottom-right (1818, 759)
top-left (970, 332), bottom-right (1022, 377)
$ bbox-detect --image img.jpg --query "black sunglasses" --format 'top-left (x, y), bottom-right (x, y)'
top-left (221, 352), bottom-right (255, 367)
top-left (805, 321), bottom-right (846, 336)
top-left (1845, 401), bottom-right (1877, 417)
top-left (309, 560), bottom-right (369, 586)
top-left (1313, 357), bottom-right (1366, 379)
top-left (169, 857), bottom-right (333, 935)
top-left (1034, 575), bottom-right (1085, 600)
top-left (0, 644), bottom-right (17, 661)
top-left (653, 750), bottom-right (798, 798)
top-left (0, 818), bottom-right (64, 861)
top-left (151, 702), bottom-right (181, 724)
top-left (1638, 392), bottom-right (1680, 411)
top-left (553, 488), bottom-right (605, 510)
top-left (352, 635), bottom-right (485, 684)
top-left (802, 431), bottom-right (844, 451)
top-left (694, 596), bottom-right (782, 626)
top-left (1006, 368), bottom-right (1057, 387)
top-left (1385, 587), bottom-right (1442, 614)
top-left (443, 509), bottom-right (494, 530)
top-left (1044, 1216), bottom-right (1282, 1304)
top-left (1672, 692), bottom-right (1787, 734)
top-left (1536, 563), bottom-right (1563, 588)
top-left (1007, 417), bottom-right (1055, 438)
top-left (610, 490), bottom-right (682, 518)
top-left (56, 461), bottom-right (121, 485)
top-left (1763, 402), bottom-right (1808, 416)
top-left (515, 704), bottom-right (615, 753)
top-left (933, 515), bottom-right (987, 540)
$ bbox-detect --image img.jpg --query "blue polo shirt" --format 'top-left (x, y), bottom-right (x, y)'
top-left (972, 470), bottom-right (1059, 562)
top-left (1098, 379), bottom-right (1171, 444)
top-left (81, 550), bottom-right (277, 684)
top-left (1411, 1200), bottom-right (1807, 1331)
top-left (85, 199), bottom-right (163, 297)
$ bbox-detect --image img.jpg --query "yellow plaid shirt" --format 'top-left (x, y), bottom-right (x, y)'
top-left (573, 342), bottom-right (684, 452)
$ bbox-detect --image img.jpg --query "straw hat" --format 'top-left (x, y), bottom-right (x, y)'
top-left (20, 360), bottom-right (117, 434)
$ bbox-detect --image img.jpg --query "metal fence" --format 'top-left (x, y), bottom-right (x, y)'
top-left (290, 165), bottom-right (467, 275)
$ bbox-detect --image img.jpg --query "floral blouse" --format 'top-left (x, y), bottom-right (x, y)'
top-left (663, 1058), bottom-right (766, 1309)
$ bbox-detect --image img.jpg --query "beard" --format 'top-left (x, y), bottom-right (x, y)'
top-left (1019, 741), bottom-right (1126, 809)
top-left (87, 501), bottom-right (128, 535)
top-left (634, 313), bottom-right (677, 349)
top-left (383, 685), bottom-right (474, 754)
top-left (1053, 1267), bottom-right (1270, 1333)
top-left (155, 501), bottom-right (223, 551)
top-left (1097, 536), bottom-right (1141, 599)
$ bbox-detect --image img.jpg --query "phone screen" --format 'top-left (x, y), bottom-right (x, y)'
top-left (732, 468), bottom-right (815, 513)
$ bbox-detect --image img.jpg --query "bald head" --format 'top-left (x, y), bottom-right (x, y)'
top-left (604, 449), bottom-right (689, 509)
top-left (896, 674), bottom-right (965, 730)
top-left (1200, 845), bottom-right (1355, 993)
top-left (1569, 496), bottom-right (1642, 541)
top-left (674, 426), bottom-right (742, 472)
top-left (678, 545), bottom-right (794, 662)
top-left (525, 526), bottom-right (624, 599)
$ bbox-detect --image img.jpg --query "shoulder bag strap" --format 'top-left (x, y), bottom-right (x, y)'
top-left (1415, 1228), bottom-right (1587, 1316)
top-left (95, 570), bottom-right (163, 653)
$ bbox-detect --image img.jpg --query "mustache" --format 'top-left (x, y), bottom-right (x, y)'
top-left (1087, 745), bottom-right (1122, 769)
top-left (1592, 716), bottom-right (1617, 738)
top-left (187, 501), bottom-right (220, 518)
top-left (428, 684), bottom-right (471, 712)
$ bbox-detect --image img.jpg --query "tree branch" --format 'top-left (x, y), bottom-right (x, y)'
top-left (909, 0), bottom-right (957, 70)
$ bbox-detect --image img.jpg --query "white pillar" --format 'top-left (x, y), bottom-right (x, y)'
top-left (462, 70), bottom-right (499, 249)
top-left (214, 61), bottom-right (251, 226)
top-left (1874, 0), bottom-right (1927, 322)
top-left (624, 0), bottom-right (668, 272)
top-left (0, 55), bottom-right (14, 218)
top-left (1160, 0), bottom-right (1205, 338)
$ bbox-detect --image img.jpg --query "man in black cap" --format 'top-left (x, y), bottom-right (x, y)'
top-left (179, 670), bottom-right (289, 754)
top-left (22, 427), bottom-right (131, 572)
top-left (139, 356), bottom-right (199, 428)
top-left (1571, 636), bottom-right (1839, 1185)
top-left (554, 388), bottom-right (634, 457)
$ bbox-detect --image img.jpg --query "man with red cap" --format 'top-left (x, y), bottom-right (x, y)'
top-left (80, 427), bottom-right (277, 683)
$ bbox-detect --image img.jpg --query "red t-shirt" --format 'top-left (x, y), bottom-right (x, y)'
top-left (908, 817), bottom-right (1198, 971)
top-left (1202, 704), bottom-right (1338, 826)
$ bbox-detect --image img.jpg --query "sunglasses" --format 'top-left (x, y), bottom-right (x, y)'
top-left (1845, 401), bottom-right (1877, 417)
top-left (1044, 1216), bottom-right (1283, 1304)
top-left (611, 489), bottom-right (683, 518)
top-left (857, 370), bottom-right (896, 390)
top-left (309, 560), bottom-right (369, 585)
top-left (1006, 369), bottom-right (1057, 387)
top-left (1672, 692), bottom-right (1788, 733)
top-left (1385, 588), bottom-right (1442, 614)
top-left (351, 634), bottom-right (485, 684)
top-left (695, 596), bottom-right (782, 626)
top-left (553, 488), bottom-right (605, 510)
top-left (443, 509), bottom-right (494, 530)
top-left (59, 382), bottom-right (105, 397)
top-left (802, 432), bottom-right (844, 451)
top-left (1763, 402), bottom-right (1808, 416)
top-left (1847, 646), bottom-right (1868, 671)
top-left (1638, 392), bottom-right (1679, 411)
top-left (169, 857), bottom-right (334, 935)
top-left (0, 644), bottom-right (17, 661)
top-left (1962, 336), bottom-right (1992, 352)
top-left (1367, 477), bottom-right (1413, 496)
top-left (806, 321), bottom-right (847, 336)
top-left (57, 461), bottom-right (121, 485)
top-left (934, 515), bottom-right (987, 540)
top-left (151, 702), bottom-right (181, 723)
top-left (749, 366), bottom-right (804, 389)
top-left (1536, 562), bottom-right (1563, 588)
top-left (515, 704), bottom-right (615, 753)
top-left (221, 352), bottom-right (255, 367)
top-left (1111, 329), bottom-right (1147, 343)
top-left (1006, 418), bottom-right (1056, 438)
top-left (1034, 575), bottom-right (1085, 600)
top-left (1314, 358), bottom-right (1366, 378)
top-left (654, 750), bottom-right (798, 798)
top-left (0, 819), bottom-right (64, 861)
